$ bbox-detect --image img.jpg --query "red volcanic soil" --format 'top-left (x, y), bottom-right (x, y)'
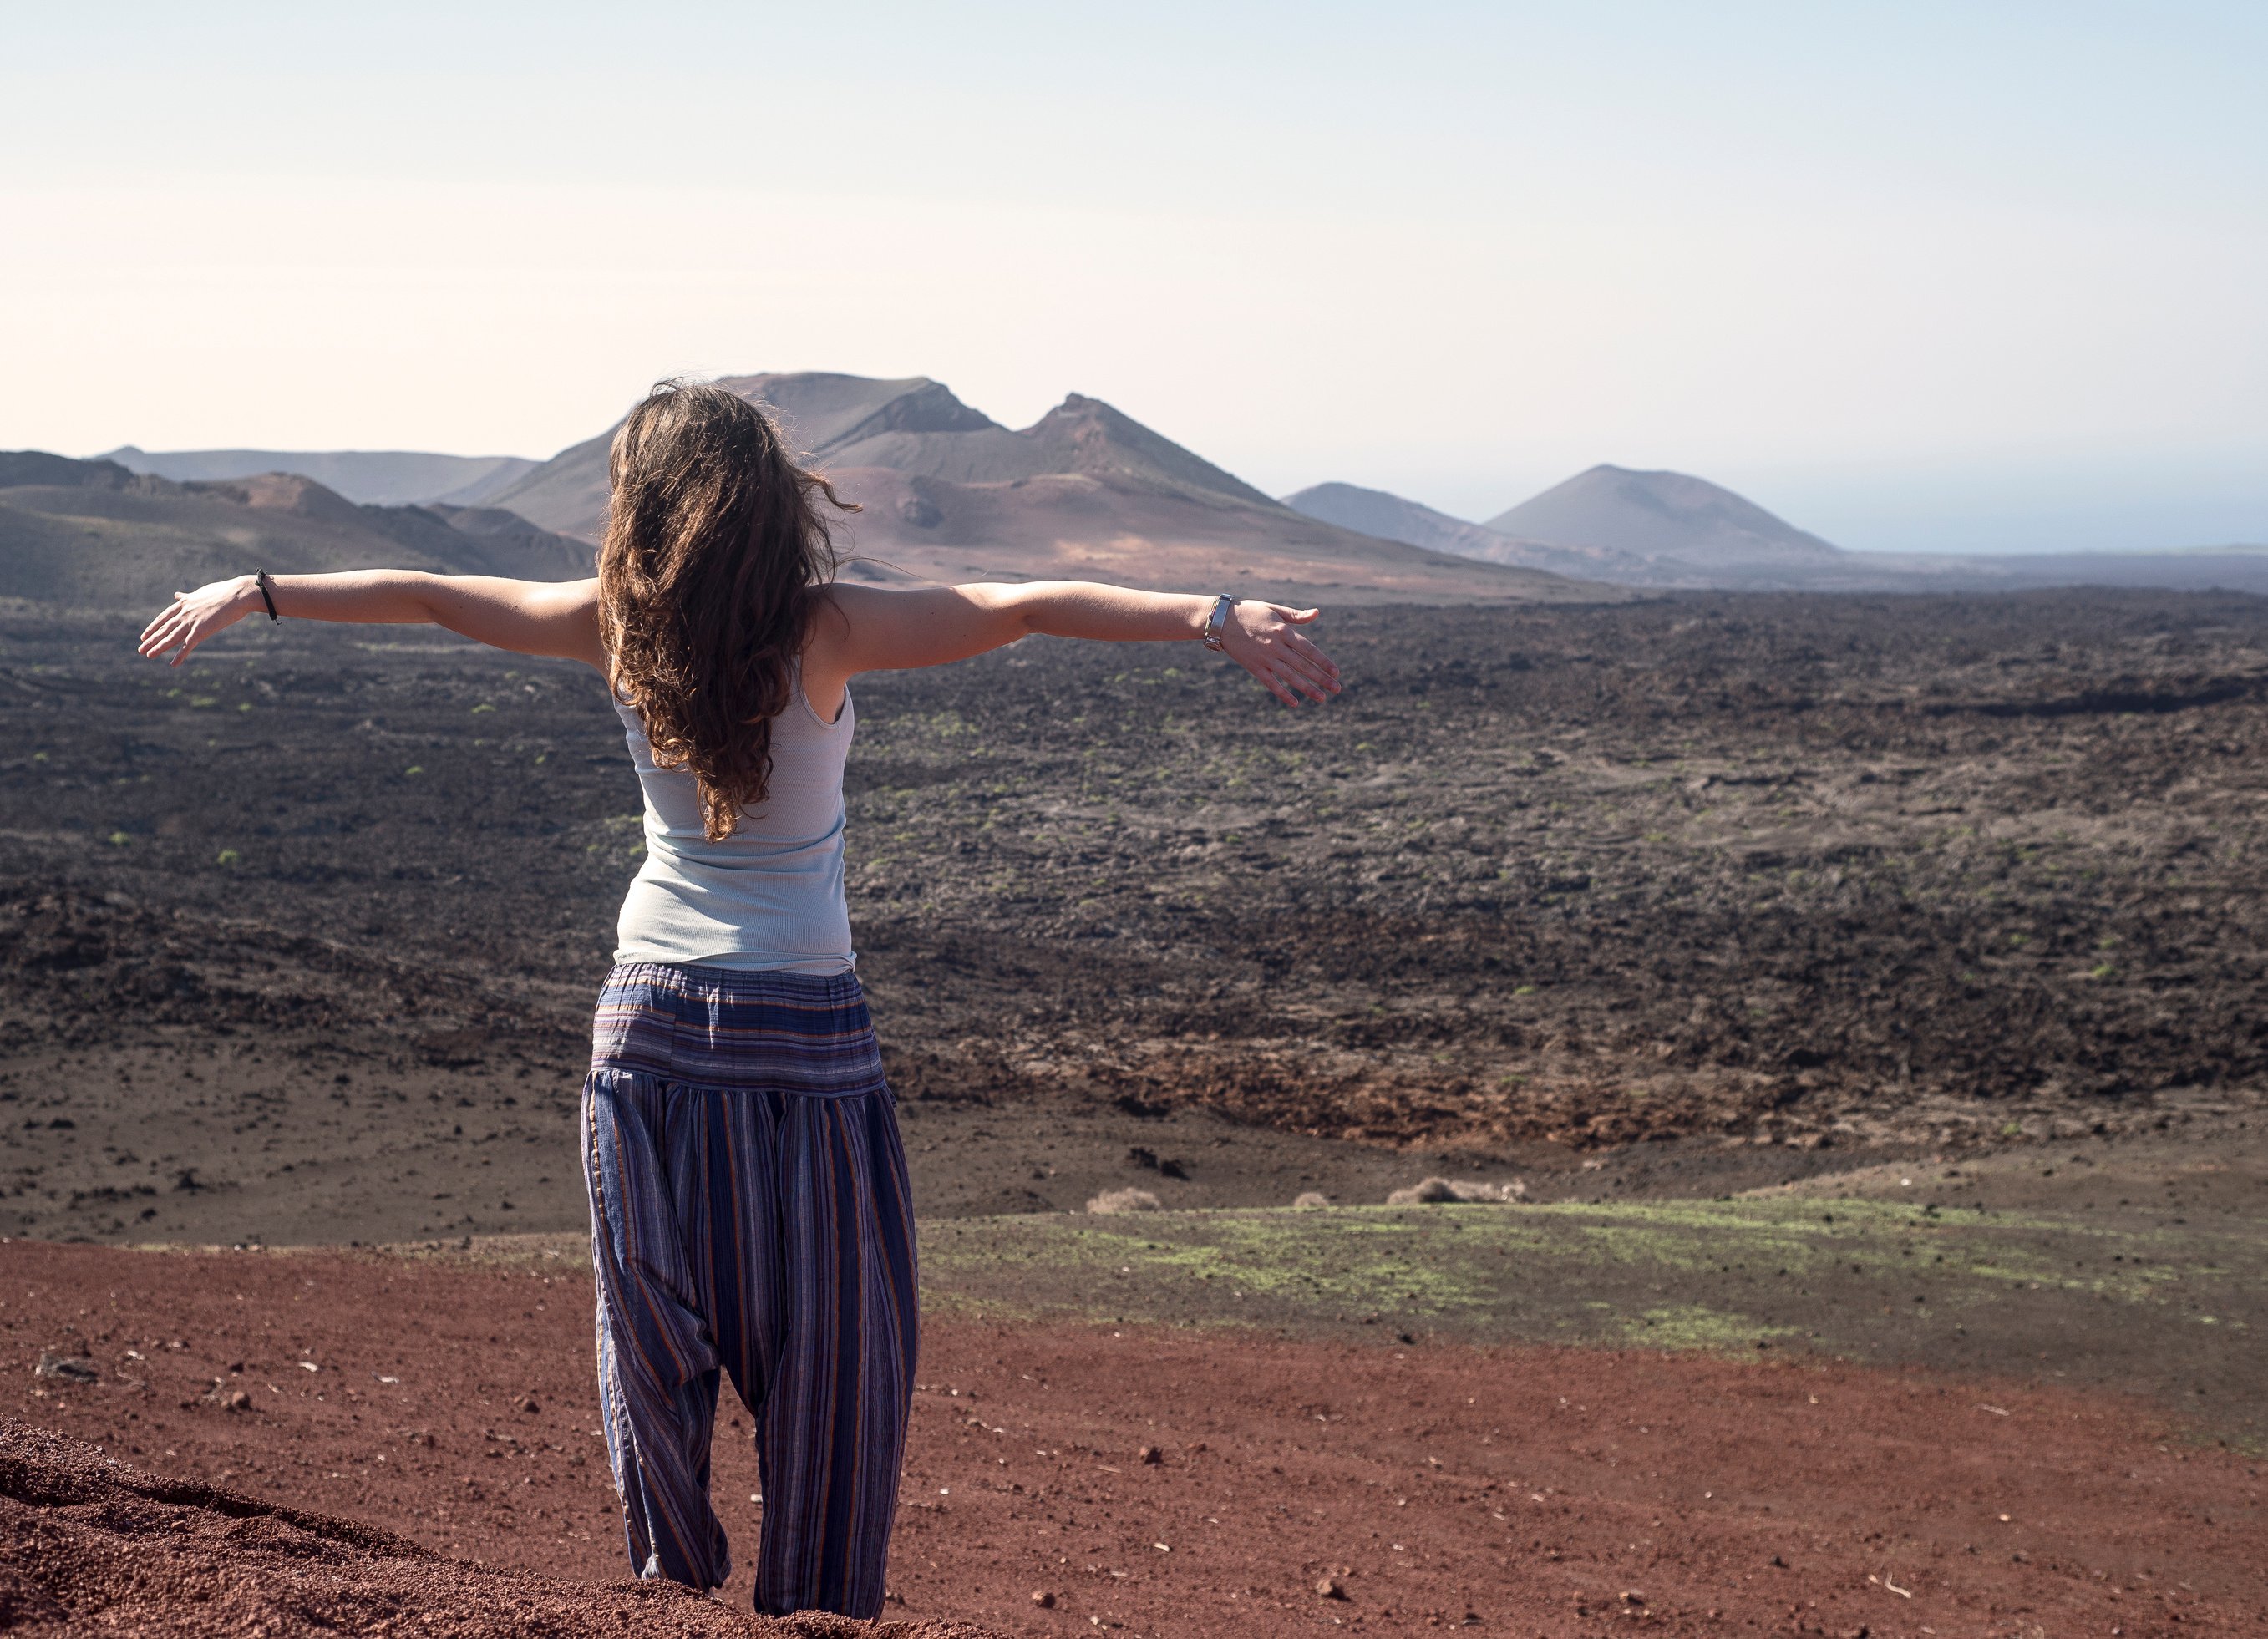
top-left (0, 1421), bottom-right (990, 1639)
top-left (8, 1242), bottom-right (2263, 1636)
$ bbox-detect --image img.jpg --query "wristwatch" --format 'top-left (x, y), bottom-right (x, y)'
top-left (1202, 594), bottom-right (1237, 651)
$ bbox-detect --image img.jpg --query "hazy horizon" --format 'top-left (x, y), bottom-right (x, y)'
top-left (94, 421), bottom-right (2268, 561)
top-left (6, 2), bottom-right (2263, 556)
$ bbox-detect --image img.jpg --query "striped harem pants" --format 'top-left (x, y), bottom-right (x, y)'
top-left (580, 962), bottom-right (918, 1617)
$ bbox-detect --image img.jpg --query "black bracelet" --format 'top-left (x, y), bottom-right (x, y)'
top-left (254, 571), bottom-right (280, 622)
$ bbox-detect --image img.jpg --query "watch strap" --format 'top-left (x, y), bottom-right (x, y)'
top-left (1202, 593), bottom-right (1236, 651)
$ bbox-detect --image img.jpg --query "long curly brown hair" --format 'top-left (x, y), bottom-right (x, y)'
top-left (598, 380), bottom-right (857, 841)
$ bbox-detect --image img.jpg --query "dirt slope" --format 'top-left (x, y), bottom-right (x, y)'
top-left (6, 1241), bottom-right (2262, 1636)
top-left (0, 1418), bottom-right (996, 1637)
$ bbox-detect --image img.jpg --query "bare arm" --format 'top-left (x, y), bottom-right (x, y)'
top-left (138, 571), bottom-right (605, 668)
top-left (804, 581), bottom-right (1341, 712)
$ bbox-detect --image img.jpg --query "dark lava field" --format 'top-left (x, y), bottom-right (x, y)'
top-left (3, 590), bottom-right (2265, 1243)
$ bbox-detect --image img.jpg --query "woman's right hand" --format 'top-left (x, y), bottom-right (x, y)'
top-left (1219, 600), bottom-right (1340, 707)
top-left (139, 576), bottom-right (263, 665)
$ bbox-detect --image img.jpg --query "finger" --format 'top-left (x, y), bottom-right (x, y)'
top-left (1281, 632), bottom-right (1339, 678)
top-left (1272, 655), bottom-right (1332, 702)
top-left (1278, 639), bottom-right (1338, 686)
top-left (1271, 645), bottom-right (1339, 697)
top-left (1251, 663), bottom-right (1297, 707)
top-left (1281, 606), bottom-right (1321, 624)
top-left (145, 606), bottom-right (190, 645)
top-left (1270, 662), bottom-right (1324, 705)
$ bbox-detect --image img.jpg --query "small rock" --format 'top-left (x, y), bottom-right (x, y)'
top-left (1031, 1591), bottom-right (1056, 1609)
top-left (1316, 1576), bottom-right (1347, 1601)
top-left (1138, 1444), bottom-right (1162, 1465)
top-left (1292, 1191), bottom-right (1332, 1210)
top-left (1386, 1176), bottom-right (1526, 1205)
top-left (34, 1352), bottom-right (98, 1385)
top-left (1086, 1188), bottom-right (1161, 1215)
top-left (1388, 1176), bottom-right (1461, 1205)
top-left (1621, 1590), bottom-right (1646, 1606)
top-left (226, 1389), bottom-right (252, 1412)
top-left (518, 1394), bottom-right (540, 1414)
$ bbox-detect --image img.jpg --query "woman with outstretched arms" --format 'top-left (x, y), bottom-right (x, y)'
top-left (140, 380), bottom-right (1339, 1617)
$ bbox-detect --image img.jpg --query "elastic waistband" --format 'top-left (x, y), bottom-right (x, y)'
top-left (590, 962), bottom-right (886, 1097)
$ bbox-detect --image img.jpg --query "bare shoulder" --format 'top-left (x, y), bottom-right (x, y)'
top-left (519, 576), bottom-right (606, 669)
top-left (803, 581), bottom-right (942, 660)
top-left (811, 581), bottom-right (918, 622)
top-left (807, 581), bottom-right (1023, 685)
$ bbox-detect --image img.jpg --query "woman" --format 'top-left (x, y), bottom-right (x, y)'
top-left (138, 380), bottom-right (1341, 1617)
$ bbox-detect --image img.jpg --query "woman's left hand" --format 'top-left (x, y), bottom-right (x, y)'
top-left (1222, 601), bottom-right (1342, 706)
top-left (140, 576), bottom-right (264, 665)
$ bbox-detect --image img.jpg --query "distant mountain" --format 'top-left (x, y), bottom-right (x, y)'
top-left (1486, 464), bottom-right (1841, 577)
top-left (489, 373), bottom-right (1609, 605)
top-left (485, 373), bottom-right (1016, 545)
top-left (1284, 482), bottom-right (1520, 560)
top-left (1284, 481), bottom-right (1673, 584)
top-left (1291, 467), bottom-right (2268, 596)
top-left (0, 454), bottom-right (591, 606)
top-left (103, 447), bottom-right (540, 508)
top-left (492, 373), bottom-right (1281, 540)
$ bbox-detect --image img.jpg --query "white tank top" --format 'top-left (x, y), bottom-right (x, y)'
top-left (609, 669), bottom-right (855, 973)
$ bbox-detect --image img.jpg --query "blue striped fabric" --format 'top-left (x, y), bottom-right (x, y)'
top-left (591, 962), bottom-right (889, 1094)
top-left (581, 962), bottom-right (918, 1618)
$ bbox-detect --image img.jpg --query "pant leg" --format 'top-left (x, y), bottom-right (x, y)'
top-left (582, 1069), bottom-right (733, 1591)
top-left (746, 1087), bottom-right (921, 1619)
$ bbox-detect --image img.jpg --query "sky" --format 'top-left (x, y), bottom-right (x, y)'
top-left (3, 2), bottom-right (2263, 555)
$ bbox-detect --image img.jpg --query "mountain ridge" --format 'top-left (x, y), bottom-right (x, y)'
top-left (1285, 481), bottom-right (1677, 583)
top-left (488, 373), bottom-right (1286, 540)
top-left (103, 447), bottom-right (540, 508)
top-left (1290, 468), bottom-right (2268, 595)
top-left (1486, 464), bottom-right (1842, 573)
top-left (0, 454), bottom-right (592, 606)
top-left (483, 373), bottom-right (1600, 604)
